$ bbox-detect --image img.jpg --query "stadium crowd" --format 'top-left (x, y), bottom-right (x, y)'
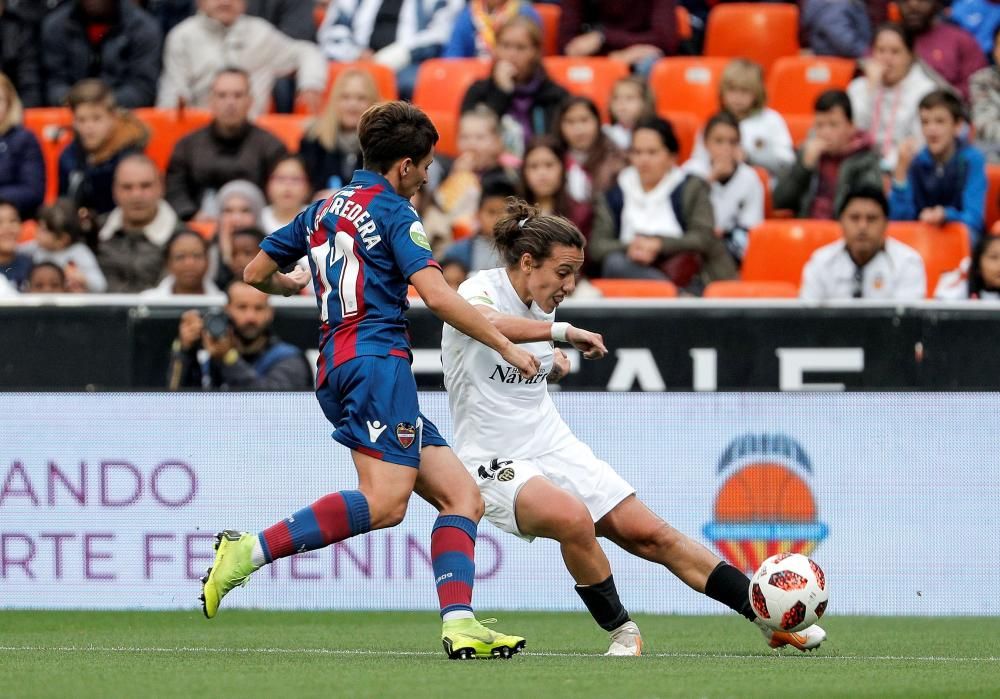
top-left (0, 0), bottom-right (999, 302)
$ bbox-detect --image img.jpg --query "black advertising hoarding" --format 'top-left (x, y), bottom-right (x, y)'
top-left (1, 300), bottom-right (999, 390)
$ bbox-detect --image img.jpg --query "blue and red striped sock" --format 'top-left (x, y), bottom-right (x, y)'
top-left (431, 514), bottom-right (477, 620)
top-left (257, 490), bottom-right (371, 563)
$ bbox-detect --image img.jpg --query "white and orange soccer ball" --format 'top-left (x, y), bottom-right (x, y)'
top-left (749, 553), bottom-right (829, 632)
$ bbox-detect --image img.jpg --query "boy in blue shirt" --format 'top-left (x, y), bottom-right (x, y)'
top-left (890, 89), bottom-right (987, 244)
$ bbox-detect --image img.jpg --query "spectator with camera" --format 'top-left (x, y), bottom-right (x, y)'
top-left (167, 279), bottom-right (312, 390)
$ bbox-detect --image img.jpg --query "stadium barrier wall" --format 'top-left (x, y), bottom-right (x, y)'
top-left (2, 299), bottom-right (1000, 390)
top-left (2, 392), bottom-right (997, 615)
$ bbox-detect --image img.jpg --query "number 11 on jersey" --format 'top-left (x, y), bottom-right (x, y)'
top-left (310, 231), bottom-right (361, 321)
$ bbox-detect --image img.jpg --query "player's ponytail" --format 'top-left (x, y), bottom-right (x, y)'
top-left (493, 197), bottom-right (586, 267)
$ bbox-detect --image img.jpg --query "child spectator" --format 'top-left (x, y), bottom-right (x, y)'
top-left (970, 26), bottom-right (1000, 163)
top-left (261, 156), bottom-right (311, 235)
top-left (774, 90), bottom-right (883, 219)
top-left (443, 0), bottom-right (540, 59)
top-left (425, 107), bottom-right (518, 246)
top-left (603, 76), bottom-right (654, 150)
top-left (440, 176), bottom-right (518, 288)
top-left (847, 23), bottom-right (940, 170)
top-left (59, 79), bottom-right (148, 215)
top-left (215, 226), bottom-right (265, 291)
top-left (935, 235), bottom-right (1000, 299)
top-left (299, 68), bottom-right (379, 194)
top-left (597, 117), bottom-right (736, 290)
top-left (521, 135), bottom-right (615, 278)
top-left (142, 229), bottom-right (223, 298)
top-left (21, 199), bottom-right (106, 292)
top-left (0, 199), bottom-right (31, 289)
top-left (0, 72), bottom-right (44, 220)
top-left (683, 112), bottom-right (764, 267)
top-left (889, 89), bottom-right (986, 244)
top-left (25, 261), bottom-right (67, 293)
top-left (461, 16), bottom-right (569, 156)
top-left (692, 59), bottom-right (795, 178)
top-left (555, 96), bottom-right (627, 204)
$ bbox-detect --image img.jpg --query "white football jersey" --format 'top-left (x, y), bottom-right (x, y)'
top-left (442, 267), bottom-right (578, 466)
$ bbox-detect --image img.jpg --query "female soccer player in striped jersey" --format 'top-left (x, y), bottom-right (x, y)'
top-left (199, 102), bottom-right (540, 660)
top-left (440, 199), bottom-right (827, 655)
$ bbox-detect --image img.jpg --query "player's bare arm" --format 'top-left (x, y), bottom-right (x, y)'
top-left (410, 266), bottom-right (541, 378)
top-left (470, 304), bottom-right (608, 360)
top-left (243, 250), bottom-right (311, 297)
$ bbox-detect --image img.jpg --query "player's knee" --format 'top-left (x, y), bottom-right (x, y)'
top-left (554, 501), bottom-right (596, 544)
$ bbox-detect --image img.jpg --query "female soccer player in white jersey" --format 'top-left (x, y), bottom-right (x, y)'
top-left (440, 199), bottom-right (827, 655)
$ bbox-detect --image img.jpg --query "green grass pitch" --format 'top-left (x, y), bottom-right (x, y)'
top-left (3, 611), bottom-right (998, 698)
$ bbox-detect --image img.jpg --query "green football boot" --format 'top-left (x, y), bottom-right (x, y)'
top-left (441, 617), bottom-right (526, 660)
top-left (199, 530), bottom-right (259, 619)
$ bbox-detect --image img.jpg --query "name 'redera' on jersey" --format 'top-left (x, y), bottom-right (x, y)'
top-left (259, 170), bottom-right (440, 387)
top-left (441, 267), bottom-right (578, 466)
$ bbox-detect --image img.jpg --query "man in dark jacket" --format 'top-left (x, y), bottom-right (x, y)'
top-left (168, 280), bottom-right (313, 390)
top-left (165, 68), bottom-right (287, 221)
top-left (41, 0), bottom-right (162, 108)
top-left (0, 2), bottom-right (43, 107)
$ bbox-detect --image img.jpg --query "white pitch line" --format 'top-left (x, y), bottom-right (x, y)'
top-left (0, 646), bottom-right (996, 663)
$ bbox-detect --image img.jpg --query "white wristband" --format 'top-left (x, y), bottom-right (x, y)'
top-left (551, 322), bottom-right (571, 343)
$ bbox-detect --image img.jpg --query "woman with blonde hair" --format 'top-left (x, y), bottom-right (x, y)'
top-left (691, 58), bottom-right (794, 178)
top-left (299, 68), bottom-right (379, 193)
top-left (0, 72), bottom-right (44, 219)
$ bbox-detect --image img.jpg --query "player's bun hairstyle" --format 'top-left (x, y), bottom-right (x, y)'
top-left (493, 198), bottom-right (586, 267)
top-left (358, 101), bottom-right (439, 174)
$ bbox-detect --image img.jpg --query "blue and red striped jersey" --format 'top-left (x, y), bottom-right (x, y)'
top-left (260, 170), bottom-right (440, 386)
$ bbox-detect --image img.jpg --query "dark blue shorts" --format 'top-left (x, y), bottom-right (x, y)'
top-left (316, 354), bottom-right (448, 468)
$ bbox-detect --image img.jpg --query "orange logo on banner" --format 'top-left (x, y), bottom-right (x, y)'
top-left (703, 434), bottom-right (827, 575)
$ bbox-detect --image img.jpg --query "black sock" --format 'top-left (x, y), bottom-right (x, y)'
top-left (705, 561), bottom-right (757, 622)
top-left (575, 574), bottom-right (631, 632)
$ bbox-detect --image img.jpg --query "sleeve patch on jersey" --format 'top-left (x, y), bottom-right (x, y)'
top-left (409, 221), bottom-right (431, 251)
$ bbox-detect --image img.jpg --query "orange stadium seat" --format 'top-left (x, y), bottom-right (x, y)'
top-left (703, 280), bottom-right (799, 298)
top-left (784, 113), bottom-right (813, 146)
top-left (133, 107), bottom-right (213, 171)
top-left (18, 219), bottom-right (37, 243)
top-left (753, 166), bottom-right (774, 219)
top-left (185, 220), bottom-right (216, 241)
top-left (24, 109), bottom-right (73, 204)
top-left (649, 57), bottom-right (729, 123)
top-left (413, 59), bottom-right (491, 116)
top-left (766, 57), bottom-right (857, 117)
top-left (704, 3), bottom-right (799, 73)
top-left (255, 114), bottom-right (308, 153)
top-left (534, 3), bottom-right (561, 57)
top-left (427, 110), bottom-right (459, 158)
top-left (986, 164), bottom-right (1000, 230)
top-left (888, 222), bottom-right (970, 297)
top-left (313, 2), bottom-right (325, 28)
top-left (591, 278), bottom-right (678, 298)
top-left (741, 219), bottom-right (840, 286)
top-left (888, 1), bottom-right (901, 21)
top-left (542, 57), bottom-right (629, 122)
top-left (295, 61), bottom-right (398, 115)
top-left (676, 6), bottom-right (693, 41)
top-left (660, 110), bottom-right (698, 163)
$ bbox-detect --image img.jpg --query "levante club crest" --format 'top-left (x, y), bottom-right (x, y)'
top-left (703, 433), bottom-right (828, 575)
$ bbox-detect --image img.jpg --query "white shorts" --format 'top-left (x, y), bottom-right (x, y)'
top-left (467, 439), bottom-right (634, 542)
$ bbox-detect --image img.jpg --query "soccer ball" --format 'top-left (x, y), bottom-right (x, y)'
top-left (749, 553), bottom-right (828, 632)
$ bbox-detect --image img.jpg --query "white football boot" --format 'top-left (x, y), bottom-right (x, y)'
top-left (605, 620), bottom-right (643, 656)
top-left (756, 619), bottom-right (827, 652)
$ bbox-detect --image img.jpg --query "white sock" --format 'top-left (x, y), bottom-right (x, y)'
top-left (250, 535), bottom-right (266, 568)
top-left (442, 610), bottom-right (475, 622)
